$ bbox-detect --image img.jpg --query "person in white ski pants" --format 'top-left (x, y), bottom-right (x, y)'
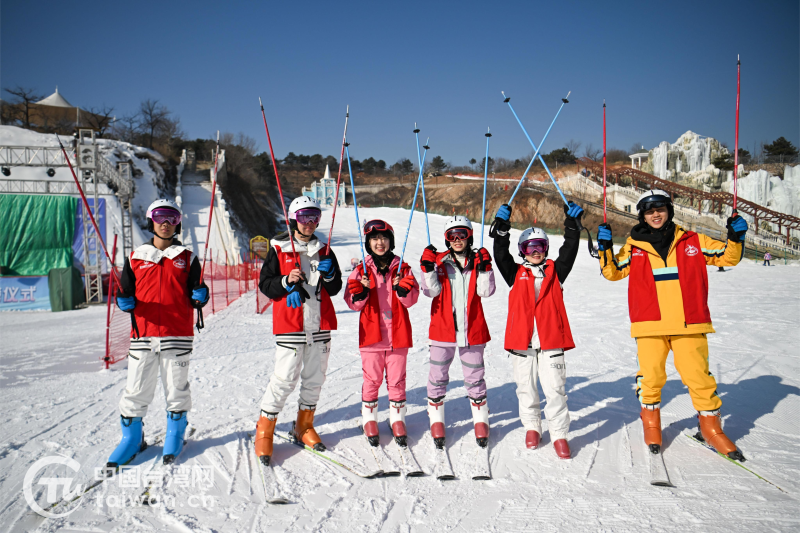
top-left (120, 338), bottom-right (193, 417)
top-left (260, 341), bottom-right (330, 413)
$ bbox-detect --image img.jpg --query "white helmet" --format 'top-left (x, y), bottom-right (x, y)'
top-left (146, 199), bottom-right (181, 236)
top-left (444, 215), bottom-right (472, 232)
top-left (288, 196), bottom-right (321, 219)
top-left (636, 189), bottom-right (673, 222)
top-left (518, 227), bottom-right (549, 257)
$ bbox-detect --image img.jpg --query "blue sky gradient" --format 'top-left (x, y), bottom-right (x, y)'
top-left (2, 0), bottom-right (798, 165)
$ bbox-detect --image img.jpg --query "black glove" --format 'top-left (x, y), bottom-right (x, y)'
top-left (420, 244), bottom-right (438, 273)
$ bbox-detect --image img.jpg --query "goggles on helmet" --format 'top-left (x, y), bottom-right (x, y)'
top-left (294, 208), bottom-right (321, 225)
top-left (150, 208), bottom-right (181, 226)
top-left (637, 194), bottom-right (670, 214)
top-left (445, 227), bottom-right (472, 242)
top-left (519, 238), bottom-right (548, 256)
top-left (364, 219), bottom-right (393, 235)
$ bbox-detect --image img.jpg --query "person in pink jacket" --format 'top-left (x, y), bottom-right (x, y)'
top-left (344, 219), bottom-right (420, 449)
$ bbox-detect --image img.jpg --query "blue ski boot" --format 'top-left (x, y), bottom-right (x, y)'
top-left (163, 411), bottom-right (188, 465)
top-left (106, 416), bottom-right (146, 476)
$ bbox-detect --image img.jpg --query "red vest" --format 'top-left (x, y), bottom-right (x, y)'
top-left (429, 254), bottom-right (491, 345)
top-left (628, 231), bottom-right (711, 324)
top-left (357, 262), bottom-right (413, 349)
top-left (504, 260), bottom-right (574, 351)
top-left (130, 248), bottom-right (194, 337)
top-left (271, 245), bottom-right (338, 335)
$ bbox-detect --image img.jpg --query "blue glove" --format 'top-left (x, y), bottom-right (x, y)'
top-left (116, 295), bottom-right (136, 312)
top-left (565, 201), bottom-right (584, 220)
top-left (317, 258), bottom-right (335, 277)
top-left (286, 291), bottom-right (303, 308)
top-left (192, 287), bottom-right (209, 304)
top-left (496, 204), bottom-right (512, 221)
top-left (727, 215), bottom-right (748, 242)
top-left (597, 223), bottom-right (613, 251)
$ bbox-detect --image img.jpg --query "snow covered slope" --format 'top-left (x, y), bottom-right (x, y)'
top-left (1, 207), bottom-right (799, 532)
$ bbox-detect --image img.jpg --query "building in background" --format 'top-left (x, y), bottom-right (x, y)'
top-left (301, 165), bottom-right (345, 207)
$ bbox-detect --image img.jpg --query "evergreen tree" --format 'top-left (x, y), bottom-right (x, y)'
top-left (430, 155), bottom-right (447, 173)
top-left (763, 137), bottom-right (798, 161)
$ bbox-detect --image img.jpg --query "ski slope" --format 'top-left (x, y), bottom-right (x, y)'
top-left (1, 206), bottom-right (799, 532)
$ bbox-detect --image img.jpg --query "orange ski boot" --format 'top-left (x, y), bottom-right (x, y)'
top-left (641, 405), bottom-right (663, 453)
top-left (254, 412), bottom-right (277, 466)
top-left (291, 406), bottom-right (326, 451)
top-left (697, 411), bottom-right (745, 461)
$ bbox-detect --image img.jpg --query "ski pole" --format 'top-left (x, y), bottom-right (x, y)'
top-left (398, 141), bottom-right (429, 268)
top-left (199, 131), bottom-right (220, 282)
top-left (603, 100), bottom-right (607, 223)
top-left (413, 124), bottom-right (430, 245)
top-left (325, 105), bottom-right (350, 255)
top-left (733, 55), bottom-right (740, 215)
top-left (481, 127), bottom-right (492, 248)
top-left (503, 91), bottom-right (570, 205)
top-left (258, 98), bottom-right (302, 273)
top-left (344, 143), bottom-right (368, 273)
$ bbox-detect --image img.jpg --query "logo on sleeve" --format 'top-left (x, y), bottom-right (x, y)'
top-left (139, 262), bottom-right (155, 269)
top-left (173, 258), bottom-right (186, 269)
top-left (685, 244), bottom-right (699, 257)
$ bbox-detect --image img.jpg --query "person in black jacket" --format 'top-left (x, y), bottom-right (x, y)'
top-left (490, 201), bottom-right (583, 458)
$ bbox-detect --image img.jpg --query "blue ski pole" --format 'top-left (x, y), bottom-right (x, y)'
top-left (398, 143), bottom-right (429, 268)
top-left (413, 124), bottom-right (431, 245)
top-left (345, 143), bottom-right (368, 272)
top-left (503, 91), bottom-right (570, 205)
top-left (481, 127), bottom-right (492, 248)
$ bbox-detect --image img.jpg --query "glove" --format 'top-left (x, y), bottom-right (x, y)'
top-left (597, 223), bottom-right (613, 251)
top-left (393, 273), bottom-right (416, 298)
top-left (564, 201), bottom-right (584, 220)
top-left (476, 247), bottom-right (492, 272)
top-left (116, 295), bottom-right (135, 312)
top-left (420, 245), bottom-right (438, 273)
top-left (348, 278), bottom-right (369, 302)
top-left (285, 282), bottom-right (309, 309)
top-left (727, 215), bottom-right (748, 242)
top-left (496, 204), bottom-right (512, 220)
top-left (489, 204), bottom-right (512, 238)
top-left (317, 258), bottom-right (335, 278)
top-left (191, 284), bottom-right (209, 308)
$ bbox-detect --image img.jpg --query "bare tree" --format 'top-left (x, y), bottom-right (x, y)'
top-left (583, 143), bottom-right (601, 161)
top-left (566, 139), bottom-right (582, 156)
top-left (138, 99), bottom-right (170, 148)
top-left (629, 142), bottom-right (645, 155)
top-left (3, 86), bottom-right (44, 128)
top-left (110, 113), bottom-right (140, 143)
top-left (83, 104), bottom-right (116, 136)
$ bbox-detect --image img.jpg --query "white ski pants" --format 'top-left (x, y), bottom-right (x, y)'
top-left (260, 341), bottom-right (330, 414)
top-left (512, 348), bottom-right (570, 440)
top-left (119, 347), bottom-right (192, 418)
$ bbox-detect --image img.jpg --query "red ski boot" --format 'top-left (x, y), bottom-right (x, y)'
top-left (389, 400), bottom-right (407, 447)
top-left (525, 430), bottom-right (541, 450)
top-left (361, 401), bottom-right (379, 447)
top-left (470, 397), bottom-right (490, 448)
top-left (427, 396), bottom-right (446, 449)
top-left (553, 439), bottom-right (571, 459)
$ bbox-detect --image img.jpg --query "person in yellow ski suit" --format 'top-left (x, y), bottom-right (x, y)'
top-left (596, 190), bottom-right (749, 462)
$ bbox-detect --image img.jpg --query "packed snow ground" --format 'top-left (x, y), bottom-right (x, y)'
top-left (1, 207), bottom-right (799, 532)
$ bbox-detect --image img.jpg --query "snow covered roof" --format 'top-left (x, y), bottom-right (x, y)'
top-left (35, 87), bottom-right (74, 108)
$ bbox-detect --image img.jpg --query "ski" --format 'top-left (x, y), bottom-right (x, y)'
top-left (247, 433), bottom-right (288, 504)
top-left (384, 422), bottom-right (424, 477)
top-left (648, 448), bottom-right (671, 487)
top-left (433, 446), bottom-right (456, 480)
top-left (684, 433), bottom-right (786, 493)
top-left (364, 434), bottom-right (401, 477)
top-left (470, 442), bottom-right (491, 481)
top-left (274, 432), bottom-right (382, 479)
top-left (140, 426), bottom-right (197, 506)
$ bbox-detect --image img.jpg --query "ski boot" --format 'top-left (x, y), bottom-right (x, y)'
top-left (255, 411), bottom-right (278, 466)
top-left (290, 405), bottom-right (326, 452)
top-left (106, 416), bottom-right (147, 476)
top-left (389, 400), bottom-right (408, 447)
top-left (696, 410), bottom-right (746, 461)
top-left (469, 397), bottom-right (490, 448)
top-left (641, 404), bottom-right (663, 454)
top-left (163, 411), bottom-right (188, 465)
top-left (525, 430), bottom-right (541, 450)
top-left (553, 439), bottom-right (571, 459)
top-left (361, 401), bottom-right (380, 447)
top-left (427, 396), bottom-right (446, 449)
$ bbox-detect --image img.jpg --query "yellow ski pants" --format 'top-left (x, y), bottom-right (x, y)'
top-left (635, 334), bottom-right (722, 412)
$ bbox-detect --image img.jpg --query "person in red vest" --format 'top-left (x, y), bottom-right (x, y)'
top-left (111, 199), bottom-right (209, 471)
top-left (419, 216), bottom-right (496, 449)
top-left (255, 197), bottom-right (342, 466)
top-left (490, 201), bottom-right (584, 458)
top-left (344, 220), bottom-right (419, 448)
top-left (596, 190), bottom-right (748, 461)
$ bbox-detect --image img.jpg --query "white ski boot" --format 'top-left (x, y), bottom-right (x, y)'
top-left (389, 400), bottom-right (407, 447)
top-left (470, 397), bottom-right (490, 448)
top-left (428, 396), bottom-right (446, 449)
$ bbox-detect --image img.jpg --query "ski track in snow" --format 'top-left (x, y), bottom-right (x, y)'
top-left (1, 206), bottom-right (799, 532)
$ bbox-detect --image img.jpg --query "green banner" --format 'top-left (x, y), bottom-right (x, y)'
top-left (0, 195), bottom-right (77, 276)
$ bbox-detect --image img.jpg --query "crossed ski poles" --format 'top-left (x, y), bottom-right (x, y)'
top-left (502, 91), bottom-right (599, 258)
top-left (413, 124), bottom-right (431, 246)
top-left (398, 132), bottom-right (429, 269)
top-left (344, 141), bottom-right (369, 275)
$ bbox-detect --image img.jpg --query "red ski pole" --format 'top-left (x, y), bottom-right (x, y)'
top-left (200, 131), bottom-right (220, 282)
top-left (603, 100), bottom-right (607, 223)
top-left (733, 55), bottom-right (740, 215)
top-left (325, 106), bottom-right (350, 255)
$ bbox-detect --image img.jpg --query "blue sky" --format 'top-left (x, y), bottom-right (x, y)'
top-left (2, 0), bottom-right (798, 166)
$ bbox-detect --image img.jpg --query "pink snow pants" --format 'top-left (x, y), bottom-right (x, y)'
top-left (361, 348), bottom-right (408, 402)
top-left (427, 345), bottom-right (487, 400)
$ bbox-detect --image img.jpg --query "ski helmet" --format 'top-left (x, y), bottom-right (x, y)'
top-left (146, 199), bottom-right (181, 236)
top-left (288, 196), bottom-right (321, 236)
top-left (363, 219), bottom-right (395, 253)
top-left (636, 189), bottom-right (673, 224)
top-left (518, 227), bottom-right (549, 258)
top-left (443, 215), bottom-right (473, 249)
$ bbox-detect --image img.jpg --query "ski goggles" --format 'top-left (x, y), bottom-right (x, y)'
top-left (364, 219), bottom-right (393, 235)
top-left (444, 227), bottom-right (472, 242)
top-left (519, 238), bottom-right (548, 256)
top-left (150, 208), bottom-right (181, 226)
top-left (637, 196), bottom-right (670, 213)
top-left (294, 208), bottom-right (321, 225)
